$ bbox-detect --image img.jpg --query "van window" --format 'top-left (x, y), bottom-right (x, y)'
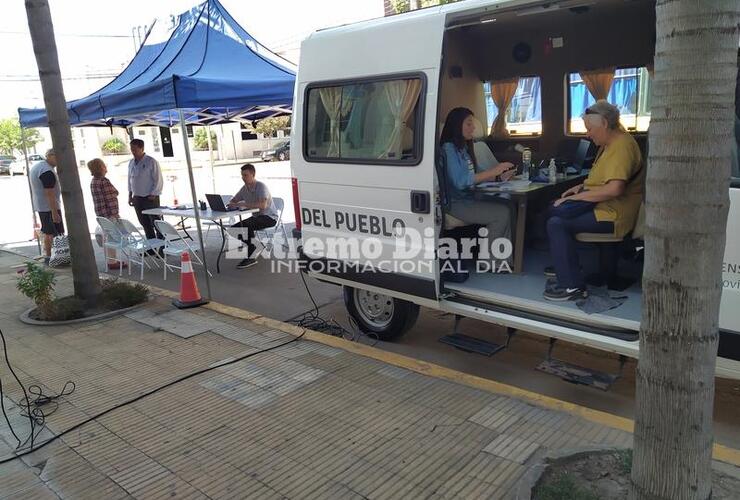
top-left (484, 77), bottom-right (542, 136)
top-left (305, 76), bottom-right (424, 164)
top-left (568, 67), bottom-right (651, 134)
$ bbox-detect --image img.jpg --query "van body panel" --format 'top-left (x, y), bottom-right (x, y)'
top-left (721, 188), bottom-right (740, 334)
top-left (295, 18), bottom-right (445, 291)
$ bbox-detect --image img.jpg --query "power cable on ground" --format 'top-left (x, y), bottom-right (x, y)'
top-left (0, 325), bottom-right (305, 465)
top-left (288, 269), bottom-right (379, 346)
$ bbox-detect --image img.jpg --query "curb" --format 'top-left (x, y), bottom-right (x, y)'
top-left (19, 300), bottom-right (148, 326)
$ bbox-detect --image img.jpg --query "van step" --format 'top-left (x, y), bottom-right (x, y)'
top-left (537, 338), bottom-right (626, 391)
top-left (439, 333), bottom-right (505, 356)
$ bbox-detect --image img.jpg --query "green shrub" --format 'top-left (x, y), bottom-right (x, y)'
top-left (101, 137), bottom-right (126, 154)
top-left (17, 262), bottom-right (56, 319)
top-left (99, 279), bottom-right (149, 309)
top-left (193, 128), bottom-right (218, 151)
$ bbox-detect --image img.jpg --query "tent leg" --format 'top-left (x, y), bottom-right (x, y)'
top-left (21, 127), bottom-right (42, 256)
top-left (178, 110), bottom-right (213, 301)
top-left (231, 130), bottom-right (238, 161)
top-left (206, 124), bottom-right (216, 193)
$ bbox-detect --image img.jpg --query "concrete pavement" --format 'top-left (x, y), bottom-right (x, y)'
top-left (5, 250), bottom-right (730, 499)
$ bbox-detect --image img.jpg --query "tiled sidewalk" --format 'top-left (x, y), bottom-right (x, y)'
top-left (0, 252), bottom-right (712, 499)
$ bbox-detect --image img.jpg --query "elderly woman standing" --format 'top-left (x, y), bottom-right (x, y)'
top-left (544, 100), bottom-right (644, 301)
top-left (88, 158), bottom-right (126, 269)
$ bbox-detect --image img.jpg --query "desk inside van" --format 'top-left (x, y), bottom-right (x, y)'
top-left (476, 175), bottom-right (586, 273)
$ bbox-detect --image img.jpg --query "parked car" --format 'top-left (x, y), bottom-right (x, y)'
top-left (10, 154), bottom-right (43, 175)
top-left (261, 140), bottom-right (290, 162)
top-left (0, 155), bottom-right (15, 175)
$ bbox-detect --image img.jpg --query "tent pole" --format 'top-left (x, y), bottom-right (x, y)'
top-left (206, 124), bottom-right (216, 192)
top-left (20, 126), bottom-right (42, 256)
top-left (231, 129), bottom-right (238, 161)
top-left (178, 110), bottom-right (212, 300)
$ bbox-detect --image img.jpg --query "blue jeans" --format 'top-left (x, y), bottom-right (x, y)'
top-left (547, 200), bottom-right (614, 288)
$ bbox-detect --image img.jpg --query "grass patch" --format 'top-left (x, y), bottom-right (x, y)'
top-left (534, 472), bottom-right (600, 500)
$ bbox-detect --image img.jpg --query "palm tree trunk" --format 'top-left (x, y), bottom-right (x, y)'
top-left (25, 0), bottom-right (101, 303)
top-left (631, 1), bottom-right (739, 499)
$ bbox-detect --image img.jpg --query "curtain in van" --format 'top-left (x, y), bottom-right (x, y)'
top-left (489, 78), bottom-right (519, 138)
top-left (378, 79), bottom-right (422, 159)
top-left (318, 87), bottom-right (353, 157)
top-left (579, 67), bottom-right (615, 100)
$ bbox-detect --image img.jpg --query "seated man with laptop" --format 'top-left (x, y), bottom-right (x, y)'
top-left (227, 163), bottom-right (278, 269)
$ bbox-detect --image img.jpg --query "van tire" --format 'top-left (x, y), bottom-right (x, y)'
top-left (343, 286), bottom-right (419, 341)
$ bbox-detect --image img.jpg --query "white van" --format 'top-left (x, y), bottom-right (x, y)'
top-left (290, 0), bottom-right (740, 381)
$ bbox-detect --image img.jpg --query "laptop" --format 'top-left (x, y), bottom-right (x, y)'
top-left (205, 193), bottom-right (238, 212)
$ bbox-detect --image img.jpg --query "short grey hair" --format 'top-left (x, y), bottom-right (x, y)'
top-left (45, 148), bottom-right (55, 157)
top-left (583, 100), bottom-right (621, 130)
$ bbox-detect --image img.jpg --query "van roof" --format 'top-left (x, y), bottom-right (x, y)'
top-left (308, 0), bottom-right (546, 40)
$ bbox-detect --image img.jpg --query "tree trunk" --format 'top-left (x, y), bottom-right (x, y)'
top-left (631, 1), bottom-right (739, 499)
top-left (25, 0), bottom-right (101, 303)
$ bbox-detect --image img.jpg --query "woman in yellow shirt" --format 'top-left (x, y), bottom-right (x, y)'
top-left (544, 100), bottom-right (644, 301)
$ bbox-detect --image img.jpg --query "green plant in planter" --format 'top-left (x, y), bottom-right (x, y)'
top-left (16, 262), bottom-right (56, 319)
top-left (101, 137), bottom-right (126, 154)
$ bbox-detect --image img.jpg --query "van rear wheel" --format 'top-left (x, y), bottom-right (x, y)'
top-left (343, 286), bottom-right (419, 341)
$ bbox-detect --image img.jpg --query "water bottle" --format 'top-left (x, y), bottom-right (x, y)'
top-left (548, 158), bottom-right (557, 184)
top-left (522, 148), bottom-right (531, 181)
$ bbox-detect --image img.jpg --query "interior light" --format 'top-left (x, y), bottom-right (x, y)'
top-left (481, 16), bottom-right (497, 23)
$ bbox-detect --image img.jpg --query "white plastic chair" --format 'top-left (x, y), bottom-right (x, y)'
top-left (117, 218), bottom-right (165, 280)
top-left (154, 219), bottom-right (211, 280)
top-left (256, 197), bottom-right (290, 253)
top-left (96, 217), bottom-right (128, 276)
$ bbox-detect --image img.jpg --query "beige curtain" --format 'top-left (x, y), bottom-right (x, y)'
top-left (579, 67), bottom-right (615, 100)
top-left (379, 79), bottom-right (422, 159)
top-left (489, 78), bottom-right (519, 138)
top-left (318, 87), bottom-right (352, 158)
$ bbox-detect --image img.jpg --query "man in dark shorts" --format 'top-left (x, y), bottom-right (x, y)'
top-left (227, 164), bottom-right (278, 269)
top-left (29, 149), bottom-right (63, 264)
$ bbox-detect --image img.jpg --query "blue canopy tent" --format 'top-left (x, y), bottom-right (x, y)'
top-left (18, 0), bottom-right (296, 298)
top-left (18, 0), bottom-right (296, 128)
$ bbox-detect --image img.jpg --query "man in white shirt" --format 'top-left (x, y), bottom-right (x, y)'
top-left (127, 139), bottom-right (164, 239)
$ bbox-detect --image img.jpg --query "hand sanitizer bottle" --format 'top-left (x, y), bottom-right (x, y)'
top-left (548, 158), bottom-right (557, 184)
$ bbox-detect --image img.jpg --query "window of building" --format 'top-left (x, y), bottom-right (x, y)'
top-left (304, 76), bottom-right (424, 164)
top-left (186, 125), bottom-right (194, 138)
top-left (484, 77), bottom-right (542, 136)
top-left (568, 67), bottom-right (651, 134)
top-left (240, 123), bottom-right (257, 141)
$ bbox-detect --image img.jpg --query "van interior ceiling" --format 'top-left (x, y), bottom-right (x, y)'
top-left (435, 0), bottom-right (657, 333)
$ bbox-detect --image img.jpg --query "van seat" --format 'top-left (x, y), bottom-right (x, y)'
top-left (576, 202), bottom-right (645, 243)
top-left (444, 213), bottom-right (468, 229)
top-left (575, 233), bottom-right (623, 243)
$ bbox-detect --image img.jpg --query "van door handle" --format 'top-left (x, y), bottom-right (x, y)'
top-left (410, 190), bottom-right (430, 214)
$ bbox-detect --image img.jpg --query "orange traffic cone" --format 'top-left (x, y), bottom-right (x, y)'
top-left (173, 252), bottom-right (208, 309)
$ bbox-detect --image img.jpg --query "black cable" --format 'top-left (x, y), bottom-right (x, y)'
top-left (0, 326), bottom-right (305, 465)
top-left (289, 270), bottom-right (379, 346)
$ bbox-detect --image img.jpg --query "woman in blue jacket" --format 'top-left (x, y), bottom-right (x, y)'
top-left (440, 107), bottom-right (515, 260)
